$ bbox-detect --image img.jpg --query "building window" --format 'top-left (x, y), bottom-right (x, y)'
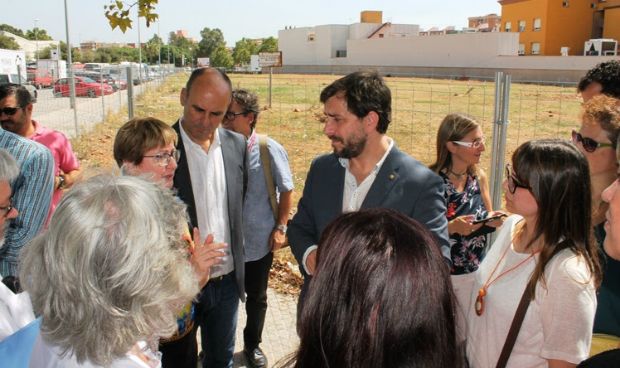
top-left (531, 42), bottom-right (541, 55)
top-left (533, 18), bottom-right (541, 31)
top-left (307, 32), bottom-right (315, 42)
top-left (336, 50), bottom-right (347, 58)
top-left (518, 20), bottom-right (526, 32)
top-left (562, 0), bottom-right (569, 7)
top-left (378, 34), bottom-right (384, 38)
top-left (505, 22), bottom-right (512, 32)
top-left (518, 44), bottom-right (525, 55)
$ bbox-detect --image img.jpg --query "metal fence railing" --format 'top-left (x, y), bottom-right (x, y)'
top-left (225, 72), bottom-right (583, 198)
top-left (31, 64), bottom-right (179, 139)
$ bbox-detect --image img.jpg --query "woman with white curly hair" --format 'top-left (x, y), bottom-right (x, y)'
top-left (20, 174), bottom-right (200, 367)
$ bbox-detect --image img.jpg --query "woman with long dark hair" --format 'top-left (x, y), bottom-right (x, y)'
top-left (454, 139), bottom-right (601, 368)
top-left (282, 208), bottom-right (459, 368)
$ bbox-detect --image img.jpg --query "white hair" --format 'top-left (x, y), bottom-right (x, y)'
top-left (20, 174), bottom-right (198, 365)
top-left (0, 149), bottom-right (19, 183)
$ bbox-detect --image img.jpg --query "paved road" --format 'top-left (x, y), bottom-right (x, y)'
top-left (31, 81), bottom-right (162, 138)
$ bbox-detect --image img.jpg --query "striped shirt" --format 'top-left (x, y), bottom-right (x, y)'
top-left (0, 129), bottom-right (54, 277)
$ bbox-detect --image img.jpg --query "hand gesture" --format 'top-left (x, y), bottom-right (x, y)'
top-left (189, 227), bottom-right (226, 287)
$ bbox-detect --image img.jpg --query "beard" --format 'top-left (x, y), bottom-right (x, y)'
top-left (330, 134), bottom-right (367, 159)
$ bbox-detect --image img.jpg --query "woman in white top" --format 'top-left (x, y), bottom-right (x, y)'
top-left (453, 139), bottom-right (601, 368)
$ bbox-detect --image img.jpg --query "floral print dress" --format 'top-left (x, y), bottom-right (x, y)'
top-left (440, 172), bottom-right (490, 275)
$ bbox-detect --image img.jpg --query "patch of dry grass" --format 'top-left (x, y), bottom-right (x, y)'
top-left (72, 72), bottom-right (583, 294)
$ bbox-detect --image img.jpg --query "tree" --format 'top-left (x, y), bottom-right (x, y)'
top-left (0, 24), bottom-right (25, 37)
top-left (168, 31), bottom-right (195, 67)
top-left (259, 37), bottom-right (278, 53)
top-left (197, 28), bottom-right (225, 58)
top-left (210, 46), bottom-right (233, 69)
top-left (144, 34), bottom-right (163, 63)
top-left (105, 0), bottom-right (159, 32)
top-left (25, 28), bottom-right (53, 41)
top-left (232, 38), bottom-right (259, 66)
top-left (0, 34), bottom-right (20, 50)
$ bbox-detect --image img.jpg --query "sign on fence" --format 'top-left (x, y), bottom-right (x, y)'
top-left (259, 52), bottom-right (282, 67)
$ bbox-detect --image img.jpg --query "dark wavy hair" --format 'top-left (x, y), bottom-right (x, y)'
top-left (284, 208), bottom-right (459, 368)
top-left (577, 60), bottom-right (620, 99)
top-left (511, 139), bottom-right (602, 293)
top-left (320, 70), bottom-right (392, 134)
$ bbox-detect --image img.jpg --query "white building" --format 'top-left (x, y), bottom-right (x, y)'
top-left (277, 11), bottom-right (616, 83)
top-left (0, 31), bottom-right (59, 61)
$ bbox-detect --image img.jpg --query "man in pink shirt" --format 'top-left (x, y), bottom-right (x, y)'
top-left (0, 84), bottom-right (81, 217)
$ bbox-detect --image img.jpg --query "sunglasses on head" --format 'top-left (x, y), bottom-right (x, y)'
top-left (571, 130), bottom-right (614, 153)
top-left (0, 107), bottom-right (22, 116)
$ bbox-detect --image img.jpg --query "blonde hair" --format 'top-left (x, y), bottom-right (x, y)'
top-left (20, 175), bottom-right (198, 365)
top-left (429, 113), bottom-right (480, 176)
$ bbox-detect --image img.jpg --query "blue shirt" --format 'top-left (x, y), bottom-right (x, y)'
top-left (243, 132), bottom-right (293, 262)
top-left (0, 129), bottom-right (54, 277)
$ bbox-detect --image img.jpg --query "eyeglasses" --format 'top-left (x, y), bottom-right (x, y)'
top-left (571, 130), bottom-right (614, 153)
top-left (143, 150), bottom-right (181, 167)
top-left (0, 107), bottom-right (22, 116)
top-left (452, 137), bottom-right (485, 149)
top-left (224, 111), bottom-right (246, 121)
top-left (0, 199), bottom-right (13, 218)
top-left (505, 164), bottom-right (530, 194)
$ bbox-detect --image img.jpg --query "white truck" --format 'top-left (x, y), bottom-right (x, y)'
top-left (0, 49), bottom-right (37, 99)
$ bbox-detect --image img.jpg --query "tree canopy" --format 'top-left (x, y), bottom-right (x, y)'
top-left (0, 34), bottom-right (20, 50)
top-left (197, 28), bottom-right (225, 58)
top-left (25, 28), bottom-right (53, 41)
top-left (105, 0), bottom-right (159, 32)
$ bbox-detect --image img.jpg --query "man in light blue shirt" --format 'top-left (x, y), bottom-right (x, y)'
top-left (222, 89), bottom-right (293, 368)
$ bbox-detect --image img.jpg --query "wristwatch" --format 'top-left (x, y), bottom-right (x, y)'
top-left (275, 224), bottom-right (288, 235)
top-left (57, 175), bottom-right (66, 190)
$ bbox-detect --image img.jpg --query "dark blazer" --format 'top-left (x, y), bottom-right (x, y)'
top-left (288, 145), bottom-right (451, 275)
top-left (172, 121), bottom-right (247, 301)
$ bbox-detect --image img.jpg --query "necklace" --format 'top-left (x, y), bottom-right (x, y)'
top-left (447, 167), bottom-right (467, 179)
top-left (475, 240), bottom-right (539, 316)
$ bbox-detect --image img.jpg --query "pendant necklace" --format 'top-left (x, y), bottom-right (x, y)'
top-left (475, 240), bottom-right (539, 316)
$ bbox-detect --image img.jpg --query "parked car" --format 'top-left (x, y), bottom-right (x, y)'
top-left (74, 71), bottom-right (119, 91)
top-left (53, 76), bottom-right (114, 98)
top-left (0, 73), bottom-right (38, 100)
top-left (27, 68), bottom-right (53, 89)
top-left (105, 74), bottom-right (128, 91)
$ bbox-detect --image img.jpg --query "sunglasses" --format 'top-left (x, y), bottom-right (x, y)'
top-left (571, 130), bottom-right (614, 153)
top-left (452, 137), bottom-right (486, 149)
top-left (0, 107), bottom-right (22, 116)
top-left (505, 164), bottom-right (530, 194)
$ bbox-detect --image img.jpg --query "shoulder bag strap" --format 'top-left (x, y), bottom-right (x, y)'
top-left (257, 134), bottom-right (278, 221)
top-left (495, 283), bottom-right (533, 368)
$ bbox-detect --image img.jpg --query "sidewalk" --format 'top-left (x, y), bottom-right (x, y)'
top-left (197, 287), bottom-right (300, 367)
top-left (233, 288), bottom-right (299, 367)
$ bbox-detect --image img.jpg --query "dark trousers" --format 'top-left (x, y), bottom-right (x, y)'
top-left (243, 251), bottom-right (273, 350)
top-left (196, 272), bottom-right (239, 368)
top-left (159, 323), bottom-right (198, 368)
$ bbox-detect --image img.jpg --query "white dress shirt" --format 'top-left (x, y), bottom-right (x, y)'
top-left (302, 139), bottom-right (394, 274)
top-left (180, 123), bottom-right (233, 278)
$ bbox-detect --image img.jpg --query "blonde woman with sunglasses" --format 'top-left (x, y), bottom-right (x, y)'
top-left (430, 113), bottom-right (505, 275)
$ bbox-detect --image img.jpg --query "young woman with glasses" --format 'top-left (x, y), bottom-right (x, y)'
top-left (454, 139), bottom-right (601, 368)
top-left (430, 113), bottom-right (505, 275)
top-left (572, 94), bottom-right (620, 353)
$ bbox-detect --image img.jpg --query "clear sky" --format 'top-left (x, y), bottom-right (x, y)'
top-left (1, 0), bottom-right (501, 47)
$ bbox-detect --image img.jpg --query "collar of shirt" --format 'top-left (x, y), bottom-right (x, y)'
top-left (29, 120), bottom-right (50, 140)
top-left (338, 137), bottom-right (394, 173)
top-left (247, 130), bottom-right (258, 151)
top-left (179, 118), bottom-right (221, 155)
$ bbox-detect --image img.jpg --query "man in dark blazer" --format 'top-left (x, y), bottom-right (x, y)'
top-left (172, 67), bottom-right (247, 368)
top-left (289, 71), bottom-right (451, 311)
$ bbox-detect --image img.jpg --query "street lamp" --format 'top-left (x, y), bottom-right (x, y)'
top-left (34, 18), bottom-right (39, 63)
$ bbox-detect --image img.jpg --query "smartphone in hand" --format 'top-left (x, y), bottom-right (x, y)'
top-left (471, 213), bottom-right (507, 225)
